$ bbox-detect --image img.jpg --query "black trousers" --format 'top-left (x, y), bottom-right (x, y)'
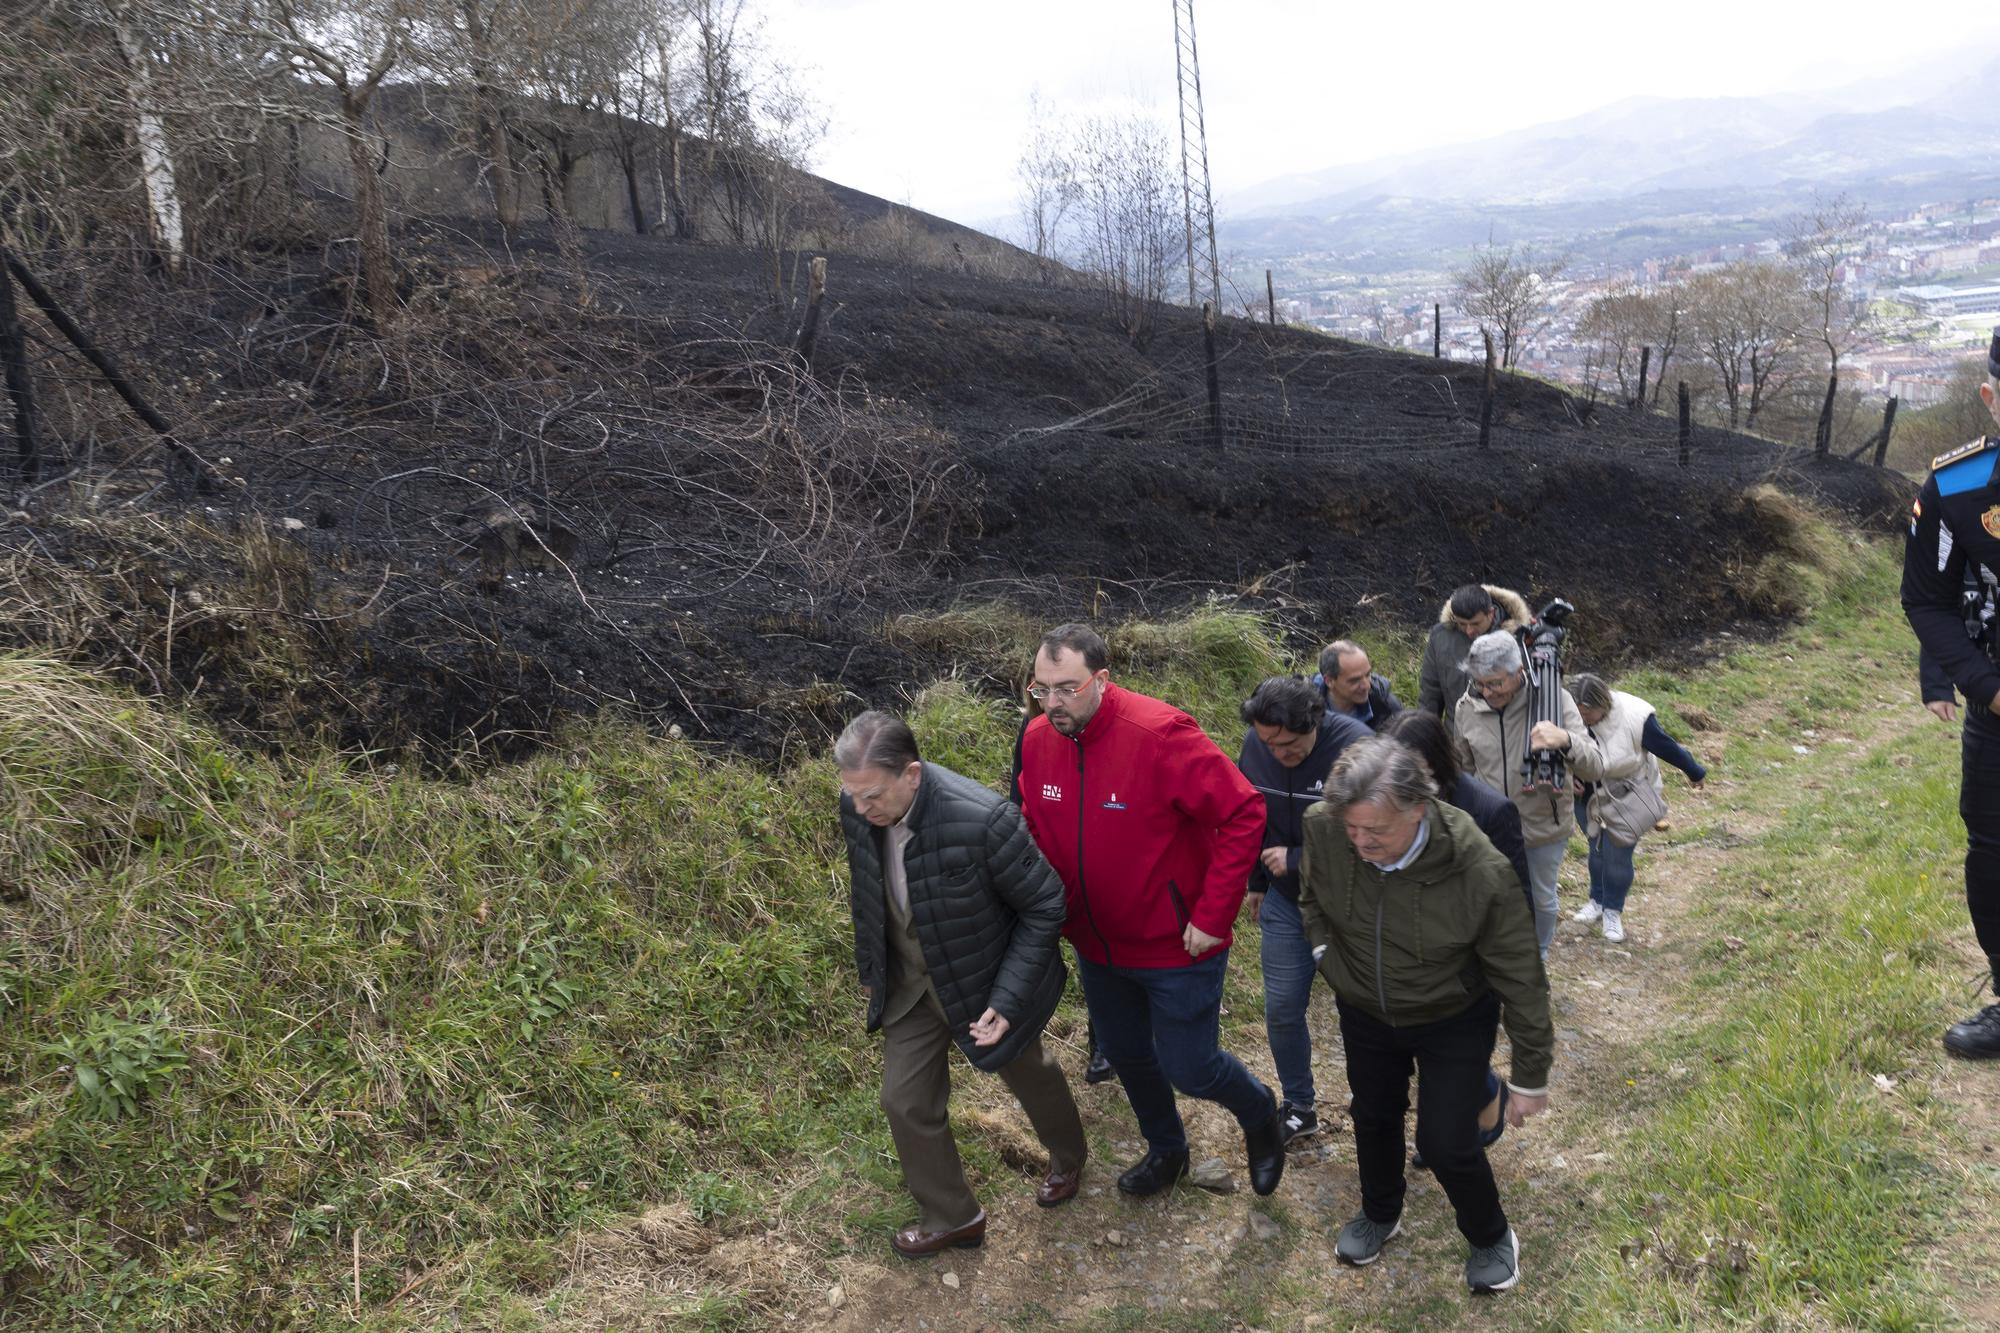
top-left (1338, 991), bottom-right (1508, 1248)
top-left (1963, 714), bottom-right (2000, 969)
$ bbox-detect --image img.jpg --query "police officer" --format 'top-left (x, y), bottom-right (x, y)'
top-left (1901, 327), bottom-right (2000, 1057)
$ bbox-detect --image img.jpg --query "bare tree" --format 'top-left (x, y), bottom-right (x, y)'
top-left (747, 62), bottom-right (826, 298)
top-left (1686, 261), bottom-right (1807, 431)
top-left (264, 0), bottom-right (410, 332)
top-left (1016, 91), bottom-right (1076, 284)
top-left (102, 1), bottom-right (187, 269)
top-left (1072, 111), bottom-right (1178, 347)
top-left (1578, 286), bottom-right (1649, 401)
top-left (411, 0), bottom-right (527, 234)
top-left (1785, 193), bottom-right (1872, 454)
top-left (641, 1), bottom-right (695, 239)
top-left (685, 0), bottom-right (755, 242)
top-left (1453, 244), bottom-right (1567, 370)
top-left (1, 1), bottom-right (299, 259)
top-left (1637, 280), bottom-right (1687, 407)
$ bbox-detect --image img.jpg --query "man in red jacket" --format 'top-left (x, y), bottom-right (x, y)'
top-left (1016, 623), bottom-right (1286, 1197)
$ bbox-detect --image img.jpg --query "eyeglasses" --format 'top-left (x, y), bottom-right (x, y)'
top-left (1028, 680), bottom-right (1093, 703)
top-left (1470, 676), bottom-right (1516, 696)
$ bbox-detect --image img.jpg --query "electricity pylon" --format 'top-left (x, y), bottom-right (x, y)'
top-left (1172, 0), bottom-right (1221, 314)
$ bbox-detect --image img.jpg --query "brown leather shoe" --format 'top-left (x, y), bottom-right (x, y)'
top-left (892, 1209), bottom-right (986, 1259)
top-left (1035, 1161), bottom-right (1085, 1208)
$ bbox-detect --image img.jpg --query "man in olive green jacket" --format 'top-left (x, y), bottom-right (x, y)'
top-left (1299, 735), bottom-right (1554, 1294)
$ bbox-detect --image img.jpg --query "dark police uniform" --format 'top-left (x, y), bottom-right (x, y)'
top-left (1901, 344), bottom-right (2000, 1054)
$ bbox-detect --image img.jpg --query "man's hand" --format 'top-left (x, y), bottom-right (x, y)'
top-left (1929, 699), bottom-right (1960, 723)
top-left (1505, 1089), bottom-right (1549, 1127)
top-left (1183, 923), bottom-right (1224, 956)
top-left (1529, 721), bottom-right (1570, 751)
top-left (969, 1008), bottom-right (1011, 1047)
top-left (1259, 846), bottom-right (1291, 877)
top-left (1242, 890), bottom-right (1265, 922)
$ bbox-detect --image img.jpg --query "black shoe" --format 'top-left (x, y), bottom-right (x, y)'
top-left (1084, 1048), bottom-right (1116, 1084)
top-left (1277, 1100), bottom-right (1319, 1147)
top-left (1945, 1002), bottom-right (2000, 1058)
top-left (1245, 1090), bottom-right (1286, 1197)
top-left (1116, 1147), bottom-right (1189, 1197)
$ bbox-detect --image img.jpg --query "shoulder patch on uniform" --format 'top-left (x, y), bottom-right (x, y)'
top-left (1932, 436), bottom-right (1995, 473)
top-left (1936, 437), bottom-right (1999, 497)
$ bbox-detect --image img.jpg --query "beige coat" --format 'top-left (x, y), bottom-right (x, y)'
top-left (1583, 690), bottom-right (1664, 838)
top-left (1454, 681), bottom-right (1604, 848)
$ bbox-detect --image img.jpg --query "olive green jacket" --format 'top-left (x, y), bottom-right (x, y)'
top-left (1299, 798), bottom-right (1554, 1093)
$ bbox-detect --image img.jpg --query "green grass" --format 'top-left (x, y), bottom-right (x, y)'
top-left (0, 610), bottom-right (1289, 1329)
top-left (3, 531), bottom-right (1987, 1329)
top-left (1549, 544), bottom-right (1970, 1329)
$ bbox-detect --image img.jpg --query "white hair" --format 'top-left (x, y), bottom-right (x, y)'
top-left (1466, 630), bottom-right (1523, 679)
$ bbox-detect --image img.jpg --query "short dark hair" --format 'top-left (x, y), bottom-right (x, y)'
top-left (1039, 622), bottom-right (1108, 672)
top-left (1318, 639), bottom-right (1364, 681)
top-left (834, 709), bottom-right (921, 772)
top-left (1448, 584), bottom-right (1495, 620)
top-left (1239, 676), bottom-right (1325, 734)
top-left (1380, 709), bottom-right (1458, 792)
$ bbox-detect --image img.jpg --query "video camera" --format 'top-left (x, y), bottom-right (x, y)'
top-left (1519, 598), bottom-right (1575, 794)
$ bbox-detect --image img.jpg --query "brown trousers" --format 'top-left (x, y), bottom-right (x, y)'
top-left (879, 994), bottom-right (1088, 1231)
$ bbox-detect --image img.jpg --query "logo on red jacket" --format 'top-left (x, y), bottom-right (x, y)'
top-left (1102, 791), bottom-right (1127, 811)
top-left (1041, 783), bottom-right (1063, 802)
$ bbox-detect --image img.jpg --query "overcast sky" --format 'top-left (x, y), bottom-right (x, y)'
top-left (760, 0), bottom-right (2000, 228)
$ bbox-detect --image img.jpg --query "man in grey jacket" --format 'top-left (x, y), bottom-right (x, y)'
top-left (1418, 584), bottom-right (1531, 725)
top-left (1453, 632), bottom-right (1603, 956)
top-left (838, 711), bottom-right (1088, 1258)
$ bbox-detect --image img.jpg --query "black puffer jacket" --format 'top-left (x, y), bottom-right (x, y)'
top-left (842, 761), bottom-right (1068, 1072)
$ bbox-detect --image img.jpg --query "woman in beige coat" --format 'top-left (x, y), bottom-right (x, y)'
top-left (1566, 674), bottom-right (1704, 943)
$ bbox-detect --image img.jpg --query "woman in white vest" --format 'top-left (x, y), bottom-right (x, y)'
top-left (1567, 674), bottom-right (1674, 943)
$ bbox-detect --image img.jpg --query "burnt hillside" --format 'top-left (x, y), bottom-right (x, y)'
top-left (0, 221), bottom-right (1906, 759)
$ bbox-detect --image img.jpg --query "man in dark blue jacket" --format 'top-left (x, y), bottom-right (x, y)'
top-left (1236, 677), bottom-right (1373, 1144)
top-left (1317, 640), bottom-right (1404, 731)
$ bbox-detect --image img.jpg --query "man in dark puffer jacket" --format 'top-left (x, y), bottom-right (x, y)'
top-left (838, 710), bottom-right (1087, 1259)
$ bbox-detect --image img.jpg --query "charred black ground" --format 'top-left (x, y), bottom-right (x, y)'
top-left (0, 222), bottom-right (1908, 760)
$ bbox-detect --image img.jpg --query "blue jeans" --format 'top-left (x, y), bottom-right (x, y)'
top-left (1075, 949), bottom-right (1276, 1156)
top-left (1575, 795), bottom-right (1637, 913)
top-left (1259, 891), bottom-right (1317, 1111)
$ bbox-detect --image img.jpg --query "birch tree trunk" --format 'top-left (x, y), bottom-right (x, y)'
top-left (109, 9), bottom-right (186, 271)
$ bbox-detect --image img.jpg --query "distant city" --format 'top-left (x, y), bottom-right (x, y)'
top-left (1254, 197), bottom-right (2000, 411)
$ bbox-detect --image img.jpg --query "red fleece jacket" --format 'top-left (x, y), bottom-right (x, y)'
top-left (1015, 683), bottom-right (1263, 968)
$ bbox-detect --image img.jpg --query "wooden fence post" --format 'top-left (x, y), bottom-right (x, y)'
top-left (1203, 301), bottom-right (1222, 447)
top-left (1873, 396), bottom-right (1899, 468)
top-left (1265, 270), bottom-right (1276, 325)
top-left (1433, 303), bottom-right (1441, 358)
top-left (793, 256), bottom-right (827, 367)
top-left (1677, 382), bottom-right (1692, 468)
top-left (1478, 329), bottom-right (1496, 448)
top-left (1633, 346), bottom-right (1651, 411)
top-left (0, 244), bottom-right (38, 484)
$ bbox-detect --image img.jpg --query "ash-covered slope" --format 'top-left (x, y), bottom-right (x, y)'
top-left (0, 222), bottom-right (1906, 759)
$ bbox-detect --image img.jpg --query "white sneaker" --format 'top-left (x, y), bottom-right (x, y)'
top-left (1602, 909), bottom-right (1625, 943)
top-left (1571, 900), bottom-right (1603, 923)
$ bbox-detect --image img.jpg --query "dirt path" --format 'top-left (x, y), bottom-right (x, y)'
top-left (808, 693), bottom-right (1941, 1331)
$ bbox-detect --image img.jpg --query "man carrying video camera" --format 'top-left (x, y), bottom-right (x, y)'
top-left (1454, 618), bottom-right (1602, 957)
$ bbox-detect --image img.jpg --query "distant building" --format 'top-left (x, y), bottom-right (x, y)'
top-left (1896, 283), bottom-right (2000, 317)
